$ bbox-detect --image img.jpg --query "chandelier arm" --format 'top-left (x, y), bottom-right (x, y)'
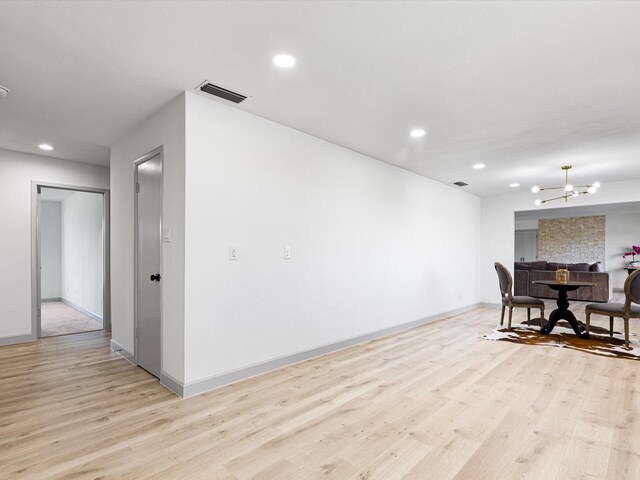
top-left (541, 194), bottom-right (569, 203)
top-left (539, 186), bottom-right (565, 191)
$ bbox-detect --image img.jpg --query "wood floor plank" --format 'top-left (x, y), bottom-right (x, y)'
top-left (1, 307), bottom-right (638, 479)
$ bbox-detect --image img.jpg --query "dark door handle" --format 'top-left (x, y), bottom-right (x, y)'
top-left (150, 273), bottom-right (161, 282)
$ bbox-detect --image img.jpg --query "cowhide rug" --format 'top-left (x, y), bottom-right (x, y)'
top-left (482, 320), bottom-right (640, 360)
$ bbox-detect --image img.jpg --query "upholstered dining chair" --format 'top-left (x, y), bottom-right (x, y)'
top-left (495, 262), bottom-right (545, 329)
top-left (585, 269), bottom-right (640, 349)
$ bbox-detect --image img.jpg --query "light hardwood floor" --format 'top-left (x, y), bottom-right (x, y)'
top-left (1, 306), bottom-right (639, 479)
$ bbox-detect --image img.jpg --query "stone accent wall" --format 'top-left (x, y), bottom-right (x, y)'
top-left (538, 215), bottom-right (606, 265)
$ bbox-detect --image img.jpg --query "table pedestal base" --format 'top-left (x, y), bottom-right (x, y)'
top-left (539, 286), bottom-right (589, 339)
top-left (541, 309), bottom-right (589, 338)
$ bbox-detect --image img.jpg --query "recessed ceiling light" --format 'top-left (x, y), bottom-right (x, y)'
top-left (510, 183), bottom-right (520, 188)
top-left (39, 143), bottom-right (54, 151)
top-left (473, 163), bottom-right (485, 170)
top-left (410, 128), bottom-right (426, 138)
top-left (273, 54), bottom-right (295, 68)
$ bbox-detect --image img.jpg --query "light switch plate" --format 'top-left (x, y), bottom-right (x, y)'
top-left (284, 246), bottom-right (291, 260)
top-left (229, 246), bottom-right (238, 260)
top-left (163, 227), bottom-right (172, 243)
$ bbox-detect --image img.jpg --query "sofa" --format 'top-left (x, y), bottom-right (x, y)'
top-left (514, 261), bottom-right (611, 303)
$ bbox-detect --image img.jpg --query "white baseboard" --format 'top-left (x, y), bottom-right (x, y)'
top-left (110, 339), bottom-right (135, 364)
top-left (176, 303), bottom-right (481, 398)
top-left (161, 372), bottom-right (184, 397)
top-left (0, 334), bottom-right (35, 346)
top-left (42, 297), bottom-right (62, 303)
top-left (61, 298), bottom-right (103, 324)
top-left (479, 302), bottom-right (501, 309)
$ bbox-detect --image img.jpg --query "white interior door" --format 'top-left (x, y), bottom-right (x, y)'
top-left (136, 153), bottom-right (162, 378)
top-left (515, 230), bottom-right (538, 262)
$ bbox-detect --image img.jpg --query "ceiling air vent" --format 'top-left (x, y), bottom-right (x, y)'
top-left (453, 181), bottom-right (468, 187)
top-left (198, 81), bottom-right (247, 104)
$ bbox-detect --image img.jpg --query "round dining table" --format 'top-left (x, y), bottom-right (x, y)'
top-left (532, 279), bottom-right (595, 339)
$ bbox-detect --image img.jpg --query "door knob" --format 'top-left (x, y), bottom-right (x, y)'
top-left (150, 273), bottom-right (161, 282)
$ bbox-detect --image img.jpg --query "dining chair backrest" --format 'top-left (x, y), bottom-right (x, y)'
top-left (625, 269), bottom-right (640, 306)
top-left (494, 262), bottom-right (512, 300)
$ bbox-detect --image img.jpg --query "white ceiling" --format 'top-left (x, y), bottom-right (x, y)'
top-left (1, 1), bottom-right (640, 196)
top-left (40, 187), bottom-right (102, 202)
top-left (40, 187), bottom-right (76, 202)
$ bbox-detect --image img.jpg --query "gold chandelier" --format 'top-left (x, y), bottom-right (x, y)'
top-left (532, 165), bottom-right (600, 205)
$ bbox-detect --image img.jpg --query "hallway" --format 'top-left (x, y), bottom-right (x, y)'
top-left (41, 301), bottom-right (102, 337)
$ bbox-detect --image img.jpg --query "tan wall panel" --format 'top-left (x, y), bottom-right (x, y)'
top-left (538, 215), bottom-right (605, 266)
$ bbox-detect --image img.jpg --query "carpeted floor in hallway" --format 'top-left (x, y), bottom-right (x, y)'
top-left (41, 301), bottom-right (102, 337)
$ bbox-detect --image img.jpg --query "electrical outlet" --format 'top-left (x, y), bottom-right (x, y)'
top-left (284, 246), bottom-right (291, 260)
top-left (229, 246), bottom-right (238, 260)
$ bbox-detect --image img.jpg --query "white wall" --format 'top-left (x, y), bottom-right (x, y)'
top-left (61, 191), bottom-right (104, 320)
top-left (481, 180), bottom-right (640, 304)
top-left (515, 218), bottom-right (538, 231)
top-left (183, 93), bottom-right (482, 385)
top-left (605, 213), bottom-right (640, 290)
top-left (110, 95), bottom-right (186, 382)
top-left (40, 201), bottom-right (62, 300)
top-left (0, 149), bottom-right (109, 342)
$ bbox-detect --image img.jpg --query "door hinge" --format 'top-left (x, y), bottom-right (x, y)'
top-left (136, 182), bottom-right (140, 193)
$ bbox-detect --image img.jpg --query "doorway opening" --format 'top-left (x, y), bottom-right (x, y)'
top-left (34, 185), bottom-right (110, 338)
